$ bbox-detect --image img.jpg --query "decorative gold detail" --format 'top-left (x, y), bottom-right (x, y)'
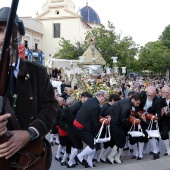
top-left (29, 97), bottom-right (33, 100)
top-left (13, 94), bottom-right (17, 98)
top-left (26, 74), bottom-right (30, 78)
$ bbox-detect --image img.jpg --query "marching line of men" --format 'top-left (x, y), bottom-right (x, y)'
top-left (49, 85), bottom-right (170, 168)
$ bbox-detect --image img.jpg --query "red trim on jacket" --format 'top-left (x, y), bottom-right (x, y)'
top-left (59, 128), bottom-right (68, 136)
top-left (73, 119), bottom-right (85, 129)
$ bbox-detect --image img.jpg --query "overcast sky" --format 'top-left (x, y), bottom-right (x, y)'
top-left (1, 0), bottom-right (170, 46)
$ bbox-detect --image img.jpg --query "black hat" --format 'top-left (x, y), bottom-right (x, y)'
top-left (0, 7), bottom-right (25, 35)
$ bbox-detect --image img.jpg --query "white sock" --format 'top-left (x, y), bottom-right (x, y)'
top-left (97, 148), bottom-right (106, 162)
top-left (101, 147), bottom-right (112, 161)
top-left (93, 149), bottom-right (100, 160)
top-left (149, 138), bottom-right (157, 154)
top-left (156, 139), bottom-right (159, 153)
top-left (68, 148), bottom-right (78, 166)
top-left (132, 143), bottom-right (138, 157)
top-left (138, 142), bottom-right (144, 158)
top-left (107, 145), bottom-right (117, 163)
top-left (55, 133), bottom-right (60, 144)
top-left (50, 134), bottom-right (54, 143)
top-left (124, 136), bottom-right (129, 148)
top-left (142, 142), bottom-right (147, 153)
top-left (87, 150), bottom-right (96, 167)
top-left (128, 142), bottom-right (132, 150)
top-left (114, 148), bottom-right (123, 163)
top-left (56, 144), bottom-right (62, 158)
top-left (149, 142), bottom-right (153, 153)
top-left (78, 146), bottom-right (95, 162)
top-left (61, 147), bottom-right (65, 154)
top-left (61, 151), bottom-right (69, 162)
top-left (163, 139), bottom-right (170, 155)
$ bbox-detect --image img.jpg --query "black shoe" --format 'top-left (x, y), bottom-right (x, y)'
top-left (150, 151), bottom-right (153, 155)
top-left (93, 158), bottom-right (97, 162)
top-left (132, 156), bottom-right (137, 159)
top-left (82, 159), bottom-right (88, 166)
top-left (55, 142), bottom-right (59, 145)
top-left (61, 151), bottom-right (64, 155)
top-left (137, 157), bottom-right (143, 160)
top-left (55, 157), bottom-right (62, 162)
top-left (61, 161), bottom-right (67, 166)
top-left (123, 147), bottom-right (129, 151)
top-left (100, 159), bottom-right (106, 163)
top-left (75, 156), bottom-right (88, 166)
top-left (164, 153), bottom-right (169, 156)
top-left (153, 153), bottom-right (159, 160)
top-left (67, 163), bottom-right (76, 168)
top-left (85, 164), bottom-right (96, 168)
top-left (106, 158), bottom-right (113, 164)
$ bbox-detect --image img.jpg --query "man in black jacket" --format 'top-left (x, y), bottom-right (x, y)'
top-left (137, 86), bottom-right (161, 160)
top-left (106, 93), bottom-right (143, 164)
top-left (160, 86), bottom-right (170, 156)
top-left (0, 7), bottom-right (57, 169)
top-left (99, 94), bottom-right (121, 163)
top-left (66, 92), bottom-right (92, 168)
top-left (74, 90), bottom-right (109, 168)
top-left (59, 97), bottom-right (75, 166)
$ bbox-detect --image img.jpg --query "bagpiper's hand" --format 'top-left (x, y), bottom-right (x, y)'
top-left (0, 114), bottom-right (11, 137)
top-left (0, 130), bottom-right (30, 159)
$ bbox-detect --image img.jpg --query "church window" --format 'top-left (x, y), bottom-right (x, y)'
top-left (53, 23), bottom-right (60, 38)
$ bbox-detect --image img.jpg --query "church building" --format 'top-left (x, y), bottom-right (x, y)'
top-left (19, 0), bottom-right (102, 67)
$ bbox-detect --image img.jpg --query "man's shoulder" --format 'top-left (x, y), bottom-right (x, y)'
top-left (153, 95), bottom-right (162, 104)
top-left (24, 60), bottom-right (46, 70)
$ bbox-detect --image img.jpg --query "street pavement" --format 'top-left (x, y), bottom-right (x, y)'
top-left (46, 133), bottom-right (170, 170)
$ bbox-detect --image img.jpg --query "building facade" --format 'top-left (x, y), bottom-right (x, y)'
top-left (20, 0), bottom-right (102, 67)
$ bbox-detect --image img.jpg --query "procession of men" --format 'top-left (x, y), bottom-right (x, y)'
top-left (49, 75), bottom-right (170, 169)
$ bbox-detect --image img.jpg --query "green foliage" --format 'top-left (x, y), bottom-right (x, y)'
top-left (159, 25), bottom-right (170, 49)
top-left (54, 25), bottom-right (139, 73)
top-left (54, 38), bottom-right (88, 59)
top-left (138, 41), bottom-right (170, 74)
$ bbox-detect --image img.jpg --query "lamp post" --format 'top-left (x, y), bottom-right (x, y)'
top-left (111, 56), bottom-right (118, 76)
top-left (121, 67), bottom-right (126, 76)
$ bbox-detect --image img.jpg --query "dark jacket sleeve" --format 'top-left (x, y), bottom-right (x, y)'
top-left (106, 102), bottom-right (121, 125)
top-left (100, 104), bottom-right (110, 117)
top-left (29, 68), bottom-right (57, 139)
top-left (68, 102), bottom-right (82, 126)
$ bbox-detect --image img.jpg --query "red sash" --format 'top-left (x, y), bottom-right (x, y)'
top-left (73, 119), bottom-right (85, 129)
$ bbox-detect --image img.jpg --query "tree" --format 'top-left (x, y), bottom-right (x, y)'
top-left (54, 25), bottom-right (139, 73)
top-left (85, 25), bottom-right (139, 70)
top-left (138, 41), bottom-right (170, 75)
top-left (159, 25), bottom-right (170, 49)
top-left (54, 38), bottom-right (88, 59)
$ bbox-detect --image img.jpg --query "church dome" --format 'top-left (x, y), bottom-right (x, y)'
top-left (80, 4), bottom-right (101, 24)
